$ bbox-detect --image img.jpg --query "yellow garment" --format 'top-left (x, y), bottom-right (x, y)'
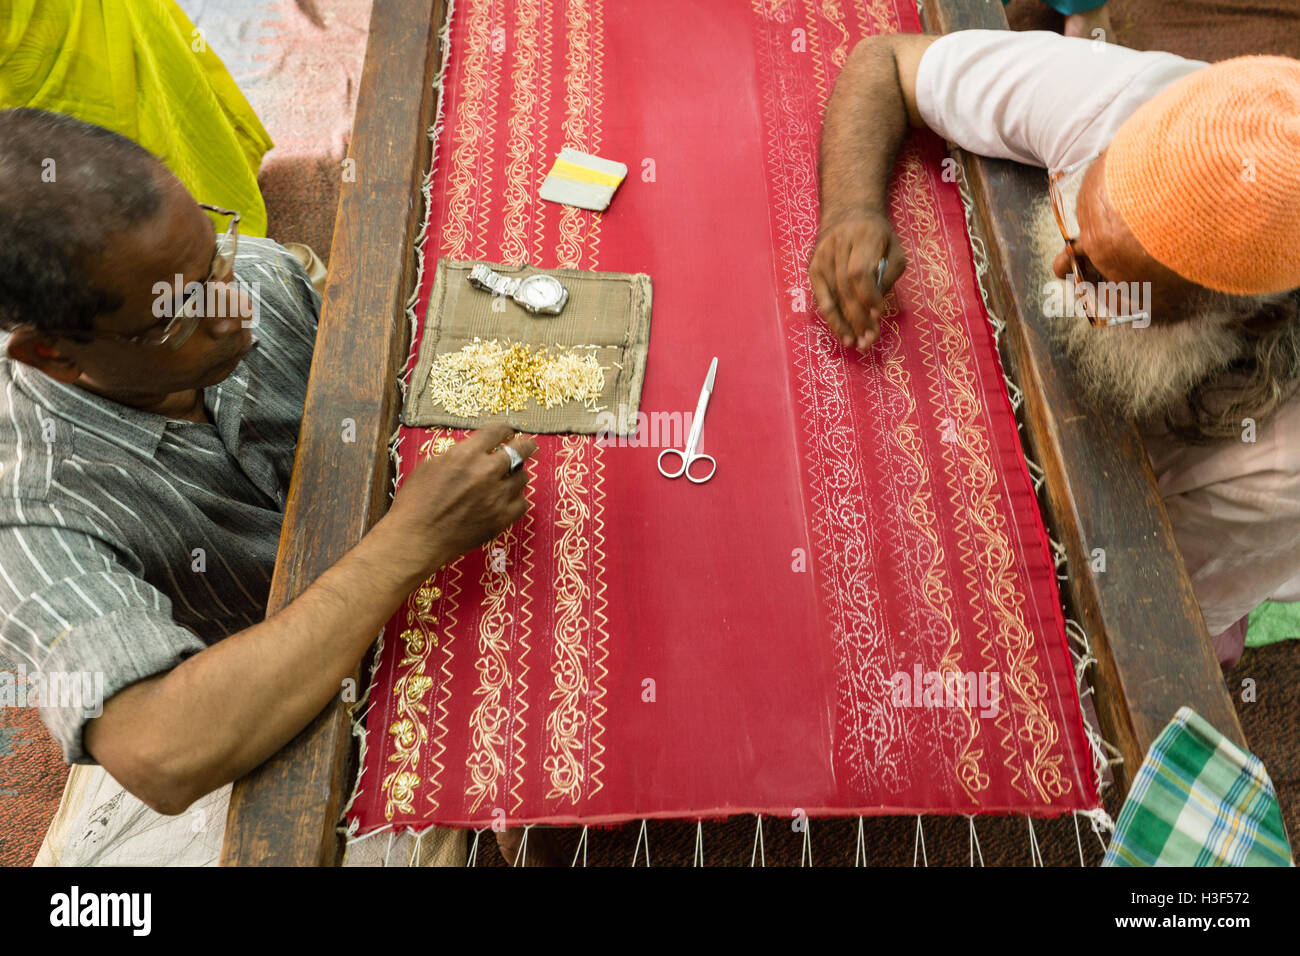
top-left (0, 0), bottom-right (273, 236)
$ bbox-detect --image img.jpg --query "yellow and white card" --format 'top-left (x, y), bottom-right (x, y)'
top-left (539, 148), bottom-right (627, 211)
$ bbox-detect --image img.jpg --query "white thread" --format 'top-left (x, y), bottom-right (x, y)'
top-left (571, 825), bottom-right (589, 867)
top-left (1073, 811), bottom-right (1086, 866)
top-left (800, 819), bottom-right (813, 867)
top-left (513, 824), bottom-right (533, 868)
top-left (1004, 375), bottom-right (1025, 411)
top-left (967, 815), bottom-right (984, 867)
top-left (1027, 817), bottom-right (1044, 866)
top-left (693, 821), bottom-right (705, 867)
top-left (632, 819), bottom-right (650, 867)
top-left (913, 816), bottom-right (928, 867)
top-left (1025, 456), bottom-right (1046, 493)
top-left (1079, 806), bottom-right (1117, 838)
top-left (752, 815), bottom-right (766, 868)
top-left (344, 818), bottom-right (376, 842)
top-left (467, 828), bottom-right (482, 867)
top-left (854, 817), bottom-right (866, 867)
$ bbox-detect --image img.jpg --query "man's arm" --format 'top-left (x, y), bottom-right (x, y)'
top-left (84, 423), bottom-right (536, 815)
top-left (810, 33), bottom-right (936, 351)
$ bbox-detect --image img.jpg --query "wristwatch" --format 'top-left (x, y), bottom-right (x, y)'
top-left (467, 264), bottom-right (569, 315)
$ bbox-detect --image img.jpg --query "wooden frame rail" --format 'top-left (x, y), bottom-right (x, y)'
top-left (221, 0), bottom-right (1244, 864)
top-left (220, 0), bottom-right (447, 866)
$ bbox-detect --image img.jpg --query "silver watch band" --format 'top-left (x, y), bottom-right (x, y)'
top-left (468, 264), bottom-right (521, 299)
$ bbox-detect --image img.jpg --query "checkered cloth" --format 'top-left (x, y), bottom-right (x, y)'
top-left (1103, 707), bottom-right (1293, 867)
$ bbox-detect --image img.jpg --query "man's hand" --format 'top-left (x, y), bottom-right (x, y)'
top-left (809, 208), bottom-right (907, 350)
top-left (384, 422), bottom-right (538, 576)
top-left (85, 425), bottom-right (539, 814)
top-left (810, 32), bottom-right (932, 350)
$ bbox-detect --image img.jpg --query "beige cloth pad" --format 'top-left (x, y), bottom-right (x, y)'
top-left (403, 259), bottom-right (652, 435)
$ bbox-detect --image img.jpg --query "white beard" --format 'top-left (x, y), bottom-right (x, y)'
top-left (1038, 280), bottom-right (1251, 426)
top-left (1027, 188), bottom-right (1265, 427)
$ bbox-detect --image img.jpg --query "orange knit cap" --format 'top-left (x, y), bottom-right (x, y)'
top-left (1104, 55), bottom-right (1300, 296)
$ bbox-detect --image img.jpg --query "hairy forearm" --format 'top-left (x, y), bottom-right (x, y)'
top-left (818, 36), bottom-right (912, 221)
top-left (87, 515), bottom-right (448, 814)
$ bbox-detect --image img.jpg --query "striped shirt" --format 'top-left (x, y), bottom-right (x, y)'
top-left (0, 237), bottom-right (319, 762)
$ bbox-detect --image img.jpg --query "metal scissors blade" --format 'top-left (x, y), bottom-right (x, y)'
top-left (657, 356), bottom-right (718, 483)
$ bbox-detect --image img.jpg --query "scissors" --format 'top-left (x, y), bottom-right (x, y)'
top-left (657, 357), bottom-right (718, 484)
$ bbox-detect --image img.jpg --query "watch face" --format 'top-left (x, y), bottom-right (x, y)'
top-left (518, 275), bottom-right (565, 310)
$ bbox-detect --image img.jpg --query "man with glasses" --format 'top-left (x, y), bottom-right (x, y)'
top-left (0, 108), bottom-right (536, 863)
top-left (810, 31), bottom-right (1300, 670)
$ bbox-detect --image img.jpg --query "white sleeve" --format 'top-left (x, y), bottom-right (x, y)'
top-left (914, 30), bottom-right (1208, 172)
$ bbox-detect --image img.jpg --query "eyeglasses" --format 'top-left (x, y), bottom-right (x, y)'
top-left (38, 203), bottom-right (241, 352)
top-left (1047, 154), bottom-right (1148, 328)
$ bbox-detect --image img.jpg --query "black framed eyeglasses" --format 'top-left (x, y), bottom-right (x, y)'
top-left (37, 203), bottom-right (241, 352)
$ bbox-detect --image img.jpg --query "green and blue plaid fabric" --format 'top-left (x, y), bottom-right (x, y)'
top-left (1103, 707), bottom-right (1292, 867)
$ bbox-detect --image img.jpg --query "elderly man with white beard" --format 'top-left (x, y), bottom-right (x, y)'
top-left (810, 30), bottom-right (1300, 670)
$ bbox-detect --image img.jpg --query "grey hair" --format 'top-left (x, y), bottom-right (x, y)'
top-left (0, 108), bottom-right (165, 334)
top-left (1167, 289), bottom-right (1300, 444)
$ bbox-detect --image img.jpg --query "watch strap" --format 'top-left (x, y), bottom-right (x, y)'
top-left (467, 264), bottom-right (521, 299)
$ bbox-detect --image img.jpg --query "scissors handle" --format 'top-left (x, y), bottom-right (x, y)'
top-left (684, 453), bottom-right (717, 483)
top-left (657, 447), bottom-right (686, 479)
top-left (658, 447), bottom-right (716, 483)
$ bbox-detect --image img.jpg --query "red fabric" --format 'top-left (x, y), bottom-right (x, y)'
top-left (349, 0), bottom-right (1100, 831)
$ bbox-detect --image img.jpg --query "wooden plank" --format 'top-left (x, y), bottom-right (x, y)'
top-left (920, 0), bottom-right (1246, 792)
top-left (220, 0), bottom-right (446, 866)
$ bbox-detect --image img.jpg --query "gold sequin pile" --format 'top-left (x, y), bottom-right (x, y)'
top-left (427, 338), bottom-right (606, 417)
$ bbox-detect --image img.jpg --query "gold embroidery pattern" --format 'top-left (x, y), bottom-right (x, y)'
top-left (381, 431), bottom-right (464, 818)
top-left (381, 577), bottom-right (441, 820)
top-left (556, 0), bottom-right (598, 269)
top-left (876, 220), bottom-right (988, 802)
top-left (815, 0), bottom-right (852, 69)
top-left (894, 147), bottom-right (1067, 802)
top-left (544, 435), bottom-right (594, 803)
top-left (442, 0), bottom-right (497, 261)
top-left (875, 318), bottom-right (987, 800)
top-left (427, 555), bottom-right (463, 811)
top-left (587, 441), bottom-right (610, 797)
top-left (466, 527), bottom-right (517, 813)
top-left (818, 0), bottom-right (983, 803)
top-left (418, 430), bottom-right (461, 811)
top-left (754, 0), bottom-right (895, 797)
top-left (588, 0), bottom-right (605, 268)
top-left (803, 1), bottom-right (828, 110)
top-left (533, 0), bottom-right (554, 264)
top-left (500, 0), bottom-right (542, 265)
top-left (509, 461), bottom-right (539, 813)
top-left (854, 0), bottom-right (895, 36)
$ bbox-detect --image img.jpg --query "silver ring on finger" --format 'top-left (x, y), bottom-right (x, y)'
top-left (503, 445), bottom-right (524, 473)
